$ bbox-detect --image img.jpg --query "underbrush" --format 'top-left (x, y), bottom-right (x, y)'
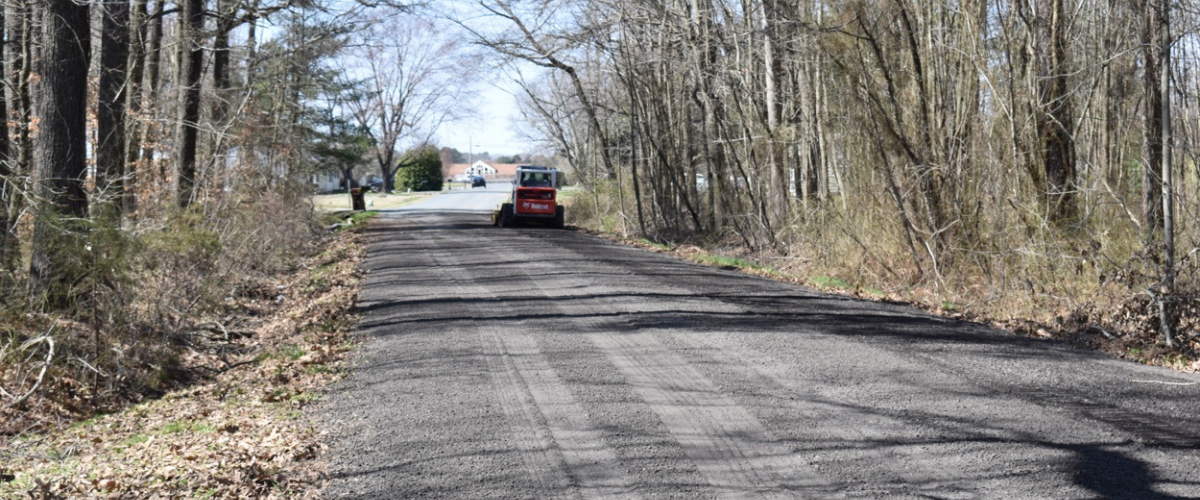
top-left (0, 192), bottom-right (343, 436)
top-left (0, 194), bottom-right (373, 498)
top-left (567, 180), bottom-right (641, 235)
top-left (780, 202), bottom-right (1198, 369)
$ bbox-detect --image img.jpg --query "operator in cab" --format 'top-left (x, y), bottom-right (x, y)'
top-left (520, 172), bottom-right (551, 187)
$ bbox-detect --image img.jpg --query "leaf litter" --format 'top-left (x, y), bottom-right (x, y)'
top-left (0, 224), bottom-right (370, 499)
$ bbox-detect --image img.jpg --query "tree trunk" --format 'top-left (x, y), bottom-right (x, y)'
top-left (0, 6), bottom-right (8, 164)
top-left (245, 0), bottom-right (259, 74)
top-left (97, 0), bottom-right (130, 215)
top-left (29, 0), bottom-right (90, 306)
top-left (376, 149), bottom-right (395, 193)
top-left (145, 0), bottom-right (164, 177)
top-left (762, 0), bottom-right (788, 217)
top-left (146, 0), bottom-right (163, 99)
top-left (1141, 0), bottom-right (1163, 234)
top-left (340, 166), bottom-right (358, 190)
top-left (1038, 0), bottom-right (1077, 223)
top-left (175, 0), bottom-right (205, 208)
top-left (123, 0), bottom-right (147, 213)
top-left (0, 6), bottom-right (9, 271)
top-left (1157, 0), bottom-right (1174, 345)
top-left (6, 0), bottom-right (32, 217)
top-left (209, 0), bottom-right (237, 192)
top-left (212, 0), bottom-right (233, 96)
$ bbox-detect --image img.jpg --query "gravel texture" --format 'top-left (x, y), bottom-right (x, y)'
top-left (320, 208), bottom-right (1200, 499)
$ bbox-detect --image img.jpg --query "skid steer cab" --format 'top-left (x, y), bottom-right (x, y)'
top-left (493, 166), bottom-right (565, 228)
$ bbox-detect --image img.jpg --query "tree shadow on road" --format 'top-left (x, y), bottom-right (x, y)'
top-left (1065, 443), bottom-right (1191, 499)
top-left (335, 212), bottom-right (1200, 498)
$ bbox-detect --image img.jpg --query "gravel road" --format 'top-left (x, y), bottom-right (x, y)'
top-left (319, 208), bottom-right (1200, 499)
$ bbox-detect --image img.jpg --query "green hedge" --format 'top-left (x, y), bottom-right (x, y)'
top-left (395, 145), bottom-right (443, 192)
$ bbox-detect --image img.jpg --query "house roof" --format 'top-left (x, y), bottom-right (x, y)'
top-left (444, 161), bottom-right (522, 178)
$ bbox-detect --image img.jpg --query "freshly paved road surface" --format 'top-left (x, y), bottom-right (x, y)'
top-left (320, 193), bottom-right (1200, 499)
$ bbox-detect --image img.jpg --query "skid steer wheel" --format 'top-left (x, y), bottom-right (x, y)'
top-left (497, 203), bottom-right (514, 227)
top-left (553, 206), bottom-right (565, 229)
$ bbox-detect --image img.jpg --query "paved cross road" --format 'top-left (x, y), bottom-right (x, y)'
top-left (393, 184), bottom-right (511, 214)
top-left (320, 194), bottom-right (1200, 499)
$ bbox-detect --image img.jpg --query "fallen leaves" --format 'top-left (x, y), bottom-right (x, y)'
top-left (0, 224), bottom-right (369, 499)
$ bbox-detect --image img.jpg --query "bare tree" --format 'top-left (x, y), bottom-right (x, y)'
top-left (0, 3), bottom-right (10, 272)
top-left (1155, 0), bottom-right (1175, 345)
top-left (122, 0), bottom-right (148, 213)
top-left (342, 13), bottom-right (476, 192)
top-left (461, 0), bottom-right (618, 181)
top-left (1035, 0), bottom-right (1078, 223)
top-left (1141, 0), bottom-right (1165, 233)
top-left (3, 0), bottom-right (34, 270)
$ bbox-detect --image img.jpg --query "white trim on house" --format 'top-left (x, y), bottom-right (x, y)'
top-left (465, 161), bottom-right (497, 176)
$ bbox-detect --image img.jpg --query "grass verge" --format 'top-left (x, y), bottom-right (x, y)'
top-left (311, 192), bottom-right (432, 211)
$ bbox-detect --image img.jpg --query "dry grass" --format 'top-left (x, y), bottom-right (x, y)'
top-left (0, 203), bottom-right (372, 498)
top-left (0, 193), bottom-right (330, 431)
top-left (777, 202), bottom-right (1200, 372)
top-left (310, 191), bottom-right (434, 212)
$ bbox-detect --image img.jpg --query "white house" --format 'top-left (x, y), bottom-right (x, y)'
top-left (464, 161), bottom-right (498, 177)
top-left (445, 161), bottom-right (520, 180)
top-left (313, 171), bottom-right (341, 192)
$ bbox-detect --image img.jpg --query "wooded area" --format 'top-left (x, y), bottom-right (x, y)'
top-left (0, 0), bottom-right (450, 424)
top-left (468, 0), bottom-right (1199, 350)
top-left (1, 0), bottom-right (1198, 494)
top-left (1, 0), bottom-right (1197, 438)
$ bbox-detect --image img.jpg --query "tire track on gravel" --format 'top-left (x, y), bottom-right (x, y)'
top-left (552, 237), bottom-right (1050, 497)
top-left (428, 231), bottom-right (634, 499)
top-left (549, 233), bottom-right (1200, 498)
top-left (514, 235), bottom-right (840, 498)
top-left (588, 331), bottom-right (837, 499)
top-left (328, 212), bottom-right (1200, 499)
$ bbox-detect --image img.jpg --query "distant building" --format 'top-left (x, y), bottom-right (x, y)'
top-left (313, 171), bottom-right (341, 193)
top-left (444, 160), bottom-right (522, 181)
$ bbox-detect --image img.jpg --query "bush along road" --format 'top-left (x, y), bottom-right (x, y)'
top-left (320, 211), bottom-right (1200, 499)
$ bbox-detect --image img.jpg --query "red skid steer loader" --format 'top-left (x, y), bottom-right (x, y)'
top-left (493, 166), bottom-right (565, 228)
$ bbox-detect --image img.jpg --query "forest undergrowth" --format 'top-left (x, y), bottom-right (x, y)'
top-left (0, 194), bottom-right (372, 498)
